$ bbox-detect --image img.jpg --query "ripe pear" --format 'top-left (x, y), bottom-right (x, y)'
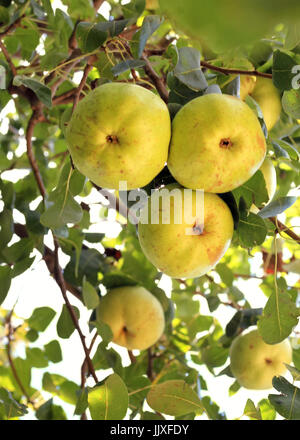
top-left (138, 185), bottom-right (234, 278)
top-left (66, 83), bottom-right (171, 189)
top-left (168, 94), bottom-right (266, 193)
top-left (239, 75), bottom-right (256, 100)
top-left (230, 329), bottom-right (292, 390)
top-left (250, 77), bottom-right (281, 131)
top-left (96, 286), bottom-right (165, 350)
top-left (250, 157), bottom-right (277, 213)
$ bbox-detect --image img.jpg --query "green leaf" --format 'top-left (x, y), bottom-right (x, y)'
top-left (258, 398), bottom-right (276, 420)
top-left (64, 248), bottom-right (107, 287)
top-left (131, 15), bottom-right (163, 58)
top-left (272, 50), bottom-right (296, 91)
top-left (2, 238), bottom-right (34, 264)
top-left (147, 380), bottom-right (204, 416)
top-left (243, 399), bottom-right (261, 420)
top-left (74, 388), bottom-right (88, 416)
top-left (57, 304), bottom-right (80, 339)
top-left (258, 289), bottom-right (299, 344)
top-left (232, 170), bottom-right (269, 209)
top-left (44, 340), bottom-right (63, 363)
top-left (14, 27), bottom-right (40, 60)
top-left (40, 163), bottom-right (85, 229)
top-left (27, 307), bottom-right (56, 332)
top-left (282, 89), bottom-right (300, 119)
top-left (0, 208), bottom-right (13, 248)
top-left (26, 347), bottom-right (48, 368)
top-left (285, 24), bottom-right (300, 50)
top-left (77, 20), bottom-right (129, 53)
top-left (0, 388), bottom-right (28, 418)
top-left (285, 364), bottom-right (300, 382)
top-left (174, 47), bottom-right (208, 91)
top-left (82, 277), bottom-right (99, 310)
top-left (237, 212), bottom-right (268, 247)
top-left (258, 196), bottom-right (297, 218)
top-left (269, 376), bottom-right (300, 420)
top-left (167, 72), bottom-right (203, 105)
top-left (0, 266), bottom-right (11, 305)
top-left (122, 0), bottom-right (145, 19)
top-left (91, 320), bottom-right (113, 344)
top-left (13, 76), bottom-right (52, 108)
top-left (111, 59), bottom-right (146, 76)
top-left (42, 373), bottom-right (79, 404)
top-left (36, 398), bottom-right (67, 420)
top-left (88, 374), bottom-right (128, 420)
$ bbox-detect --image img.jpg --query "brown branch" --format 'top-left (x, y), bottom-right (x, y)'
top-left (0, 15), bottom-right (24, 38)
top-left (270, 217), bottom-right (300, 244)
top-left (13, 223), bottom-right (82, 300)
top-left (147, 348), bottom-right (154, 381)
top-left (0, 40), bottom-right (17, 77)
top-left (200, 61), bottom-right (272, 79)
top-left (5, 312), bottom-right (35, 406)
top-left (141, 55), bottom-right (169, 103)
top-left (26, 108), bottom-right (46, 198)
top-left (53, 237), bottom-right (98, 384)
top-left (72, 62), bottom-right (93, 111)
top-left (128, 350), bottom-right (137, 364)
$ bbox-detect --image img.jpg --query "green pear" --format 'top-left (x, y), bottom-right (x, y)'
top-left (250, 157), bottom-right (277, 213)
top-left (168, 94), bottom-right (266, 193)
top-left (230, 329), bottom-right (292, 390)
top-left (66, 83), bottom-right (171, 189)
top-left (96, 286), bottom-right (165, 350)
top-left (250, 77), bottom-right (281, 131)
top-left (138, 185), bottom-right (234, 278)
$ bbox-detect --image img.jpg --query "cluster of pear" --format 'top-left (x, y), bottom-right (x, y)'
top-left (65, 83), bottom-right (291, 390)
top-left (66, 81), bottom-right (278, 280)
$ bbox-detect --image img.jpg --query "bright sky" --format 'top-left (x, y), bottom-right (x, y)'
top-left (0, 0), bottom-right (299, 421)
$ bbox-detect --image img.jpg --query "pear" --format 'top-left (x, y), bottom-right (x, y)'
top-left (230, 329), bottom-right (292, 390)
top-left (250, 77), bottom-right (281, 131)
top-left (138, 185), bottom-right (234, 278)
top-left (168, 93), bottom-right (266, 193)
top-left (96, 286), bottom-right (165, 350)
top-left (66, 82), bottom-right (171, 189)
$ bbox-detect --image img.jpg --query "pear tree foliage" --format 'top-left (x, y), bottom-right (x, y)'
top-left (0, 0), bottom-right (299, 421)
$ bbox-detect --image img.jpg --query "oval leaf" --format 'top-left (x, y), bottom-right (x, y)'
top-left (88, 374), bottom-right (128, 420)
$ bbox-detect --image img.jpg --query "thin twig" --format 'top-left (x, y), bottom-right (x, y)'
top-left (53, 237), bottom-right (98, 383)
top-left (200, 60), bottom-right (272, 79)
top-left (141, 55), bottom-right (169, 103)
top-left (72, 63), bottom-right (93, 111)
top-left (5, 311), bottom-right (35, 406)
top-left (270, 217), bottom-right (300, 244)
top-left (26, 108), bottom-right (46, 198)
top-left (0, 40), bottom-right (17, 77)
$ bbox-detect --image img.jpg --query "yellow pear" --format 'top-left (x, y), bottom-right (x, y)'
top-left (138, 185), bottom-right (234, 278)
top-left (239, 75), bottom-right (256, 100)
top-left (66, 82), bottom-right (171, 189)
top-left (250, 157), bottom-right (277, 213)
top-left (96, 286), bottom-right (165, 350)
top-left (230, 329), bottom-right (292, 390)
top-left (168, 94), bottom-right (266, 193)
top-left (250, 77), bottom-right (281, 131)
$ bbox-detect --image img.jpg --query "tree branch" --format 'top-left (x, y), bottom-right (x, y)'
top-left (5, 311), bottom-right (35, 406)
top-left (26, 108), bottom-right (46, 198)
top-left (0, 40), bottom-right (17, 77)
top-left (270, 217), bottom-right (300, 244)
top-left (200, 61), bottom-right (272, 79)
top-left (53, 237), bottom-right (98, 384)
top-left (141, 55), bottom-right (169, 103)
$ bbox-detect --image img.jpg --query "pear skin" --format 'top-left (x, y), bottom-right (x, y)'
top-left (168, 94), bottom-right (266, 193)
top-left (97, 286), bottom-right (165, 350)
top-left (230, 329), bottom-right (292, 390)
top-left (66, 83), bottom-right (171, 189)
top-left (138, 186), bottom-right (234, 278)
